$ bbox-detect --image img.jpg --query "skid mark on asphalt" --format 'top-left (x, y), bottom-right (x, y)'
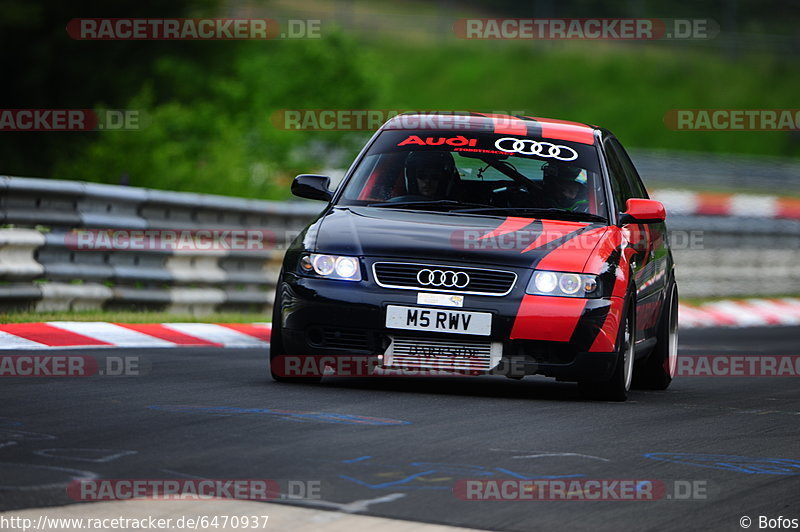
top-left (668, 402), bottom-right (800, 416)
top-left (488, 449), bottom-right (611, 461)
top-left (158, 468), bottom-right (405, 513)
top-left (33, 448), bottom-right (138, 463)
top-left (0, 463), bottom-right (98, 490)
top-left (286, 493), bottom-right (406, 513)
top-left (147, 405), bottom-right (410, 425)
top-left (0, 429), bottom-right (57, 443)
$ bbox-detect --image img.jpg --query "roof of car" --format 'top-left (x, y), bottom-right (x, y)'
top-left (381, 112), bottom-right (600, 145)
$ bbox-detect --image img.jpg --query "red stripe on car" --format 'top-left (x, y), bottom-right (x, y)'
top-left (611, 248), bottom-right (633, 298)
top-left (510, 295), bottom-right (588, 342)
top-left (520, 219), bottom-right (589, 253)
top-left (588, 247), bottom-right (630, 353)
top-left (480, 216), bottom-right (536, 240)
top-left (584, 228), bottom-right (623, 274)
top-left (589, 297), bottom-right (625, 352)
top-left (535, 226), bottom-right (610, 272)
top-left (480, 113), bottom-right (529, 135)
top-left (526, 117), bottom-right (595, 145)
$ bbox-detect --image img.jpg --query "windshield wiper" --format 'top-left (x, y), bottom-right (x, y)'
top-left (367, 200), bottom-right (487, 210)
top-left (452, 206), bottom-right (607, 222)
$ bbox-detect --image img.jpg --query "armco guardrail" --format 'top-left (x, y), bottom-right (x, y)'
top-left (0, 176), bottom-right (321, 314)
top-left (631, 149), bottom-right (800, 192)
top-left (1, 175), bottom-right (798, 313)
top-left (664, 215), bottom-right (800, 298)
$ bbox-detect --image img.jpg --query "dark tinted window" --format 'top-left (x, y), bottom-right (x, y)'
top-left (604, 139), bottom-right (632, 211)
top-left (609, 138), bottom-right (648, 199)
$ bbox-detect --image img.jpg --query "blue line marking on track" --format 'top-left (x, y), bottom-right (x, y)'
top-left (342, 456), bottom-right (372, 463)
top-left (644, 453), bottom-right (800, 475)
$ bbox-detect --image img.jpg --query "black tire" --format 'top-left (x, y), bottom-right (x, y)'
top-left (269, 286), bottom-right (322, 384)
top-left (579, 299), bottom-right (635, 402)
top-left (633, 281), bottom-right (678, 390)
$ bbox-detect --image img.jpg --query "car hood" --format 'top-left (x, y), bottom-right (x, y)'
top-left (309, 207), bottom-right (611, 271)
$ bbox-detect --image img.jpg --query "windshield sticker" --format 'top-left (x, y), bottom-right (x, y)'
top-left (397, 135), bottom-right (478, 147)
top-left (495, 137), bottom-right (579, 161)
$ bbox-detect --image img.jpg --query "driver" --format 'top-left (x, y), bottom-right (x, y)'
top-left (404, 151), bottom-right (459, 199)
top-left (542, 163), bottom-right (589, 212)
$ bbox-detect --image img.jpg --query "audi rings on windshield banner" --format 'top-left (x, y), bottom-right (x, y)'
top-left (494, 137), bottom-right (579, 161)
top-left (416, 269), bottom-right (470, 288)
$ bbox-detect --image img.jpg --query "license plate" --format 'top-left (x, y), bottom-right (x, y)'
top-left (385, 305), bottom-right (492, 336)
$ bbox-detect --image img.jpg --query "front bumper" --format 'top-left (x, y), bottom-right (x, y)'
top-left (276, 272), bottom-right (623, 382)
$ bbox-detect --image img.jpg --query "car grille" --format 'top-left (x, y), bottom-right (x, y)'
top-left (307, 327), bottom-right (372, 351)
top-left (372, 262), bottom-right (516, 296)
top-left (384, 336), bottom-right (502, 371)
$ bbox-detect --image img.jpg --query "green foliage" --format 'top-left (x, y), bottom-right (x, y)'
top-left (370, 41), bottom-right (800, 158)
top-left (54, 31), bottom-right (382, 198)
top-left (57, 36), bottom-right (800, 200)
top-left (3, 0), bottom-right (798, 199)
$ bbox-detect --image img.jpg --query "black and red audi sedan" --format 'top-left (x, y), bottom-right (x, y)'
top-left (270, 113), bottom-right (678, 401)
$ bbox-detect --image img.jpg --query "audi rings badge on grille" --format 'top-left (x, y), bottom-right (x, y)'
top-left (416, 269), bottom-right (470, 288)
top-left (494, 137), bottom-right (579, 161)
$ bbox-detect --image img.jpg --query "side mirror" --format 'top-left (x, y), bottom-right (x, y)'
top-left (618, 198), bottom-right (666, 225)
top-left (291, 174), bottom-right (332, 202)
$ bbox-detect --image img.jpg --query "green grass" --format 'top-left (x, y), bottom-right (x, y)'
top-left (0, 311), bottom-right (270, 324)
top-left (3, 294), bottom-right (799, 324)
top-left (681, 294), bottom-right (800, 306)
top-left (370, 40), bottom-right (800, 159)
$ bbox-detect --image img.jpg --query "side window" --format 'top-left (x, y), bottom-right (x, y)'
top-left (610, 139), bottom-right (648, 199)
top-left (604, 140), bottom-right (632, 212)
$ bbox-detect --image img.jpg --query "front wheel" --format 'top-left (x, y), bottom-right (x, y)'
top-left (269, 289), bottom-right (322, 384)
top-left (579, 302), bottom-right (635, 402)
top-left (633, 282), bottom-right (678, 390)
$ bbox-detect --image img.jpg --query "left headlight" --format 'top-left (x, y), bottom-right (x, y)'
top-left (299, 253), bottom-right (362, 281)
top-left (526, 270), bottom-right (600, 298)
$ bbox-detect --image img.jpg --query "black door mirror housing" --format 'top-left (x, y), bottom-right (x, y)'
top-left (291, 174), bottom-right (333, 202)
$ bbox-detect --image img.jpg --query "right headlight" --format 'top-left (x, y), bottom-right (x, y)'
top-left (298, 253), bottom-right (362, 281)
top-left (526, 270), bottom-right (601, 298)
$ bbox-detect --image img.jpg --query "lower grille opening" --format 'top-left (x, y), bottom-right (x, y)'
top-left (307, 327), bottom-right (372, 351)
top-left (511, 340), bottom-right (578, 365)
top-left (384, 336), bottom-right (502, 371)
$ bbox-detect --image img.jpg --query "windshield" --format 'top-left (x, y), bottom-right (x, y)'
top-left (337, 129), bottom-right (608, 219)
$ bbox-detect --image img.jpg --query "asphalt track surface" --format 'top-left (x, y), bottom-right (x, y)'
top-left (1, 326), bottom-right (799, 531)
